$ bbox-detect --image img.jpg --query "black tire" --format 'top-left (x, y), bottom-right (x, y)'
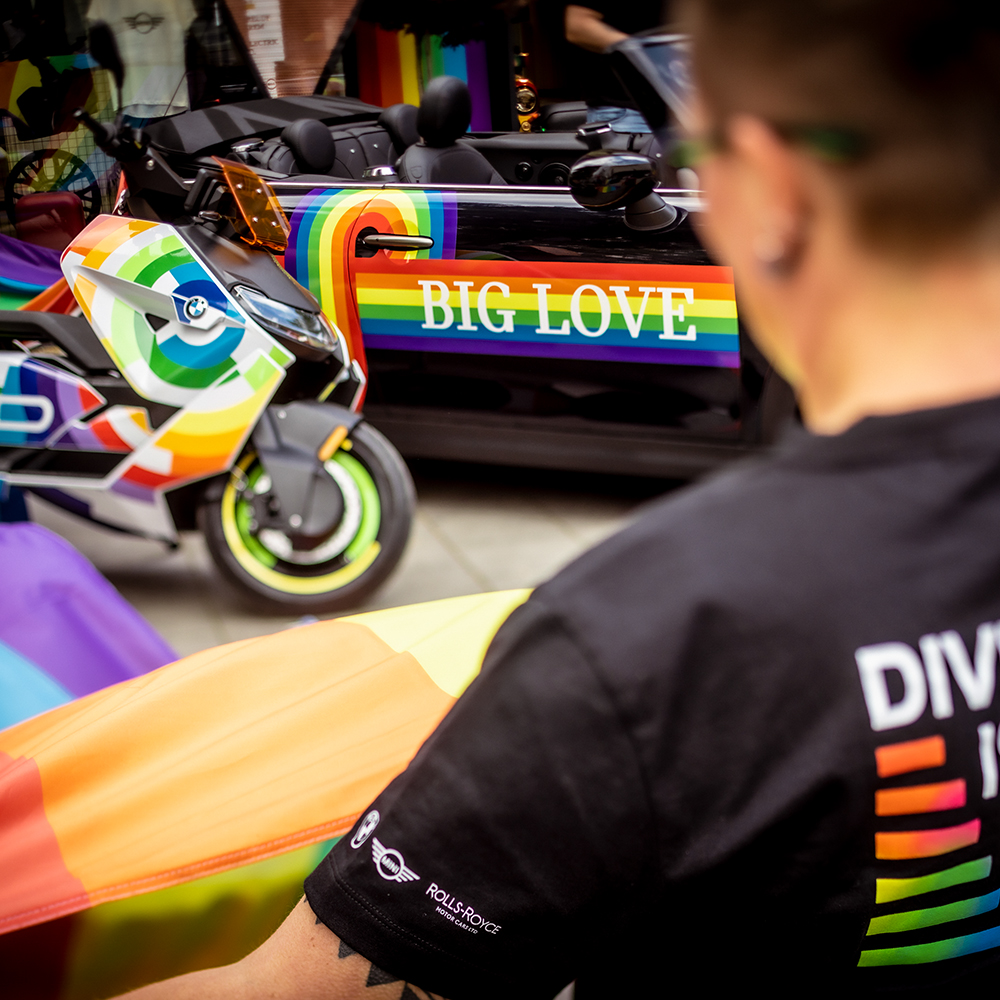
top-left (199, 422), bottom-right (414, 613)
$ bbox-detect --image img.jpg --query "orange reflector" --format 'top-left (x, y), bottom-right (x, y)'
top-left (318, 426), bottom-right (348, 462)
top-left (212, 157), bottom-right (290, 252)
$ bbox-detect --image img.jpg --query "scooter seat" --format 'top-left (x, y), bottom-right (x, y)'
top-left (0, 311), bottom-right (114, 373)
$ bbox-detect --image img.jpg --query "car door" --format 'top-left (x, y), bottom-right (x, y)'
top-left (280, 178), bottom-right (750, 471)
top-left (348, 184), bottom-right (739, 371)
top-left (281, 186), bottom-right (382, 380)
top-left (345, 182), bottom-right (747, 442)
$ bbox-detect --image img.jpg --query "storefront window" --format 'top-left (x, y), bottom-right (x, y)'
top-left (0, 0), bottom-right (262, 235)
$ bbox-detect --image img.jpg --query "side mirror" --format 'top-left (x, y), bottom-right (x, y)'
top-left (88, 21), bottom-right (125, 109)
top-left (569, 150), bottom-right (678, 232)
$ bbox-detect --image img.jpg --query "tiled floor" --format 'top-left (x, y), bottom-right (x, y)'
top-left (27, 462), bottom-right (680, 658)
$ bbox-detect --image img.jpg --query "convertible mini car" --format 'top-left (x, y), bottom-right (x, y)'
top-left (137, 33), bottom-right (791, 479)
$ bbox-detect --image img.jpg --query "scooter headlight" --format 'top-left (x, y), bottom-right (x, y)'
top-left (235, 285), bottom-right (338, 356)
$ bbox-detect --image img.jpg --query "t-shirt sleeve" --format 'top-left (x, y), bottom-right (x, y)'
top-left (304, 595), bottom-right (655, 1000)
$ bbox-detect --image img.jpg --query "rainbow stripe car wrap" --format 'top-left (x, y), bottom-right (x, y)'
top-left (285, 186), bottom-right (739, 369)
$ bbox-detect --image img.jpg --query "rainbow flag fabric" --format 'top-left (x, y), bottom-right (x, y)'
top-left (0, 590), bottom-right (529, 997)
top-left (0, 523), bottom-right (176, 721)
top-left (0, 234), bottom-right (64, 310)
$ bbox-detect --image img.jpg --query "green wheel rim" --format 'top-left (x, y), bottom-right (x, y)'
top-left (338, 450), bottom-right (381, 560)
top-left (221, 449), bottom-right (383, 596)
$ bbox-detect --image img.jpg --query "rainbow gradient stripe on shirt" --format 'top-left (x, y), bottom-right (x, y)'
top-left (859, 734), bottom-right (1000, 967)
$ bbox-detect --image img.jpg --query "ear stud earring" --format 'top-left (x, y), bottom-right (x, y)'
top-left (753, 230), bottom-right (799, 276)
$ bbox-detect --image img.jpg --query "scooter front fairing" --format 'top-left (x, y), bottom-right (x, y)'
top-left (1, 214), bottom-right (297, 542)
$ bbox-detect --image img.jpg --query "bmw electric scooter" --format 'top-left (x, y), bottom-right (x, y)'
top-left (0, 26), bottom-right (414, 612)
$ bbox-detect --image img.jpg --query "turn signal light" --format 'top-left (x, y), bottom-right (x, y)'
top-left (213, 156), bottom-right (290, 252)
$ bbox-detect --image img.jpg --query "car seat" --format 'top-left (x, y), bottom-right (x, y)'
top-left (254, 118), bottom-right (402, 179)
top-left (326, 122), bottom-right (396, 177)
top-left (254, 118), bottom-right (336, 175)
top-left (379, 103), bottom-right (420, 157)
top-left (396, 77), bottom-right (505, 185)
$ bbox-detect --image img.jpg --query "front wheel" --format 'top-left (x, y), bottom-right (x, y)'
top-left (199, 422), bottom-right (414, 613)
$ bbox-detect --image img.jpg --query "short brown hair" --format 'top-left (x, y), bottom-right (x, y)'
top-left (683, 0), bottom-right (1000, 252)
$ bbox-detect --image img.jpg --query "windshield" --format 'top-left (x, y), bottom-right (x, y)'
top-left (636, 34), bottom-right (694, 130)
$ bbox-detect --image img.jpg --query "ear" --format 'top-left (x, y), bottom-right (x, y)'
top-left (695, 115), bottom-right (815, 388)
top-left (697, 115), bottom-right (811, 274)
top-left (727, 115), bottom-right (809, 269)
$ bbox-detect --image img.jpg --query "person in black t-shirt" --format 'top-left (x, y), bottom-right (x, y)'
top-left (115, 2), bottom-right (1000, 998)
top-left (564, 1), bottom-right (666, 132)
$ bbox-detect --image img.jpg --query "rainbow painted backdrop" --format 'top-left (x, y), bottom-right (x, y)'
top-left (353, 22), bottom-right (492, 131)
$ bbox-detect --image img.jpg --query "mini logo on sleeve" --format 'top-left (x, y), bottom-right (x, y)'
top-left (350, 810), bottom-right (380, 849)
top-left (372, 838), bottom-right (420, 883)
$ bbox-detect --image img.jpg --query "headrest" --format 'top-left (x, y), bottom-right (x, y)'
top-left (281, 118), bottom-right (335, 174)
top-left (417, 76), bottom-right (471, 148)
top-left (379, 103), bottom-right (420, 153)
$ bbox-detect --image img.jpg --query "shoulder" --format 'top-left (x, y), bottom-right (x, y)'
top-left (523, 448), bottom-right (853, 699)
top-left (538, 453), bottom-right (801, 621)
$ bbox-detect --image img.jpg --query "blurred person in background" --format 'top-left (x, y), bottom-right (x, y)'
top-left (115, 1), bottom-right (1000, 996)
top-left (564, 1), bottom-right (664, 131)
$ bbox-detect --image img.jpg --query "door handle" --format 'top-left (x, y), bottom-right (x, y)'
top-left (361, 233), bottom-right (434, 251)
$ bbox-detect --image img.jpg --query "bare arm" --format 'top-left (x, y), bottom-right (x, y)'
top-left (113, 896), bottom-right (448, 1000)
top-left (564, 5), bottom-right (628, 52)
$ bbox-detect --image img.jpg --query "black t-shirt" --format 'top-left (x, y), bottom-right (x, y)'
top-left (307, 395), bottom-right (1000, 998)
top-left (561, 0), bottom-right (666, 109)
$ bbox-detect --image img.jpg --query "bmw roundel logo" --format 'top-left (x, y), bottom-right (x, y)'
top-left (350, 809), bottom-right (380, 849)
top-left (184, 295), bottom-right (208, 320)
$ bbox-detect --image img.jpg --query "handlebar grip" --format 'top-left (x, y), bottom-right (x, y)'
top-left (73, 108), bottom-right (117, 148)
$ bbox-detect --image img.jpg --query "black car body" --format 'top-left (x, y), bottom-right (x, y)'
top-left (142, 33), bottom-right (789, 478)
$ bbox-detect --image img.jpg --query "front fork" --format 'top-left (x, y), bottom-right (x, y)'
top-left (247, 400), bottom-right (365, 542)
